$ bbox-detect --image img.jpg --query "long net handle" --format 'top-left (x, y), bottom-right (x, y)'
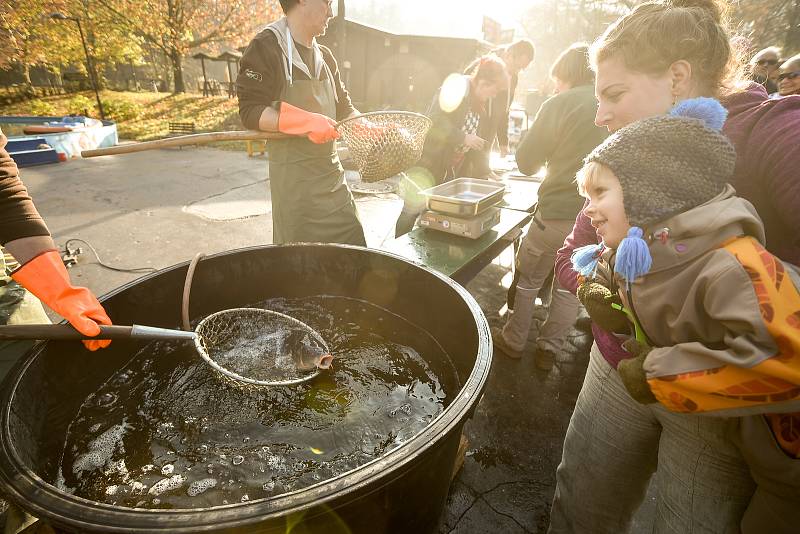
top-left (0, 324), bottom-right (133, 341)
top-left (81, 112), bottom-right (428, 158)
top-left (81, 131), bottom-right (289, 158)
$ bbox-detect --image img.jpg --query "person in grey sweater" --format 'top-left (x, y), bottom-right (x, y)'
top-left (492, 43), bottom-right (608, 369)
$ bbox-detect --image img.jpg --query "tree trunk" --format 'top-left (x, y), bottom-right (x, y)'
top-left (171, 48), bottom-right (185, 93)
top-left (21, 63), bottom-right (35, 97)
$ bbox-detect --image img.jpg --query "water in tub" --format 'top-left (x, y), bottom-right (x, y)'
top-left (57, 296), bottom-right (460, 509)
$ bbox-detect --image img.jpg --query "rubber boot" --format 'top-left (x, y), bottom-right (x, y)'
top-left (500, 286), bottom-right (539, 352)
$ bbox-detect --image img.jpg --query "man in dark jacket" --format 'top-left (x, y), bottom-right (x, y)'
top-left (237, 0), bottom-right (366, 246)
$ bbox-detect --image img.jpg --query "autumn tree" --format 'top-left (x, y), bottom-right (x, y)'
top-left (0, 0), bottom-right (142, 91)
top-left (0, 0), bottom-right (76, 91)
top-left (734, 0), bottom-right (800, 55)
top-left (93, 0), bottom-right (282, 93)
top-left (519, 0), bottom-right (627, 90)
top-left (67, 0), bottom-right (145, 88)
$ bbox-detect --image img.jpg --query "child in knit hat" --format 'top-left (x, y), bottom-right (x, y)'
top-left (572, 98), bottom-right (800, 530)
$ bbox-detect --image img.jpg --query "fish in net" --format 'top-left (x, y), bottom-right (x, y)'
top-left (194, 308), bottom-right (332, 387)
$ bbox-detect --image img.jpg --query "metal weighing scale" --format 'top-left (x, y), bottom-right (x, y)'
top-left (418, 178), bottom-right (506, 239)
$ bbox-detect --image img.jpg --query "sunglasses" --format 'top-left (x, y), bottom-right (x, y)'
top-left (756, 59), bottom-right (780, 67)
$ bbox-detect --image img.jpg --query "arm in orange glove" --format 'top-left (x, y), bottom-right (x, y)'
top-left (277, 102), bottom-right (339, 144)
top-left (10, 249), bottom-right (112, 351)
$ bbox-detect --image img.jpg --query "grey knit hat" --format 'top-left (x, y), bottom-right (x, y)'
top-left (585, 98), bottom-right (736, 229)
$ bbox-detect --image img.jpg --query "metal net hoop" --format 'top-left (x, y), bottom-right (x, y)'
top-left (337, 111), bottom-right (432, 183)
top-left (193, 308), bottom-right (327, 388)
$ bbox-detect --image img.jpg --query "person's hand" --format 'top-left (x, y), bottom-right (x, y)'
top-left (11, 250), bottom-right (112, 351)
top-left (277, 102), bottom-right (339, 144)
top-left (576, 280), bottom-right (631, 334)
top-left (463, 134), bottom-right (487, 151)
top-left (618, 339), bottom-right (658, 404)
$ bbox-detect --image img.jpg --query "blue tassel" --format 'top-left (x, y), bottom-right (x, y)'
top-left (669, 97), bottom-right (727, 131)
top-left (571, 243), bottom-right (603, 277)
top-left (615, 227), bottom-right (652, 287)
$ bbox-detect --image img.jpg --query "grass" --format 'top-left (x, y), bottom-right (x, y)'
top-left (0, 90), bottom-right (250, 150)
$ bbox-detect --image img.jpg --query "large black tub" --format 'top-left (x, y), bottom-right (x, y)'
top-left (0, 244), bottom-right (491, 533)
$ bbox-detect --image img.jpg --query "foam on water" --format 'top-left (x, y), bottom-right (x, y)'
top-left (72, 421), bottom-right (129, 476)
top-left (54, 468), bottom-right (74, 494)
top-left (148, 474), bottom-right (185, 496)
top-left (58, 296), bottom-right (459, 509)
top-left (187, 478), bottom-right (217, 497)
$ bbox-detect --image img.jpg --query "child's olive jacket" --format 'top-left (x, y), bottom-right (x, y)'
top-left (612, 186), bottom-right (799, 417)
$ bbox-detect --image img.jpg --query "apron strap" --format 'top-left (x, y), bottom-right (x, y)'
top-left (268, 18), bottom-right (327, 85)
top-left (267, 18), bottom-right (339, 106)
top-left (286, 26), bottom-right (293, 86)
top-left (321, 60), bottom-right (338, 104)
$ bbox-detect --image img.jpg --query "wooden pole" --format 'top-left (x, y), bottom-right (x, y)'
top-left (200, 57), bottom-right (208, 95)
top-left (81, 130), bottom-right (289, 158)
top-left (226, 60), bottom-right (234, 97)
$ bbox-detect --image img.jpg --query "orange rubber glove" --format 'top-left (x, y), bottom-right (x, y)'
top-left (277, 102), bottom-right (339, 144)
top-left (11, 249), bottom-right (112, 351)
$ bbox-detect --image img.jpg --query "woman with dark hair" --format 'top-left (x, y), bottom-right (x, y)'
top-left (466, 39), bottom-right (536, 156)
top-left (491, 43), bottom-right (607, 369)
top-left (394, 55), bottom-right (509, 236)
top-left (549, 1), bottom-right (800, 533)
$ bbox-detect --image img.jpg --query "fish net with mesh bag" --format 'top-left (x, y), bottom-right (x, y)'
top-left (194, 308), bottom-right (331, 388)
top-left (337, 111), bottom-right (432, 183)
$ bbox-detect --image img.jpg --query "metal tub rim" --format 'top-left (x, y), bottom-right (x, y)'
top-left (0, 243), bottom-right (492, 533)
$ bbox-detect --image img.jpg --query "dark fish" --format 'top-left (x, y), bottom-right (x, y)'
top-left (284, 328), bottom-right (333, 371)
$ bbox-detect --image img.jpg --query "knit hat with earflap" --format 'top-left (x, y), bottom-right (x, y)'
top-left (571, 97), bottom-right (736, 286)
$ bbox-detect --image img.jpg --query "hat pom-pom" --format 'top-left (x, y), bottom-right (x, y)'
top-left (615, 227), bottom-right (652, 287)
top-left (571, 243), bottom-right (604, 277)
top-left (670, 97), bottom-right (728, 131)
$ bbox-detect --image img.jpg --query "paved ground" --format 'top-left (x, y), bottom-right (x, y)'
top-left (17, 147), bottom-right (655, 533)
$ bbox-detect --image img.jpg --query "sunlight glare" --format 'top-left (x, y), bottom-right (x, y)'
top-left (439, 73), bottom-right (469, 113)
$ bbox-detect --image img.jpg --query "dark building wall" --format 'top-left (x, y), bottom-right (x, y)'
top-left (320, 19), bottom-right (488, 112)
